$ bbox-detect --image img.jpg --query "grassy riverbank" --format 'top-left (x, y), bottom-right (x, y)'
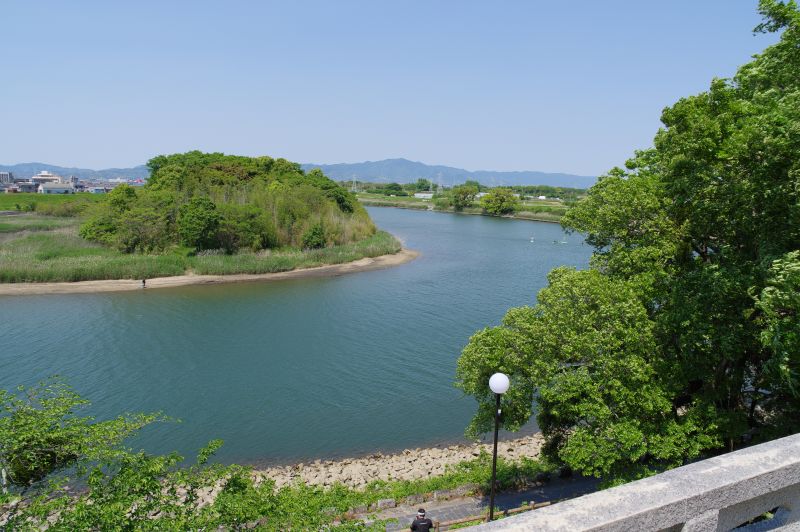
top-left (256, 451), bottom-right (556, 528)
top-left (0, 213), bottom-right (401, 283)
top-left (357, 193), bottom-right (568, 223)
top-left (2, 448), bottom-right (556, 530)
top-left (0, 192), bottom-right (101, 215)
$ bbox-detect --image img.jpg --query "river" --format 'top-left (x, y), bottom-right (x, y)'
top-left (0, 207), bottom-right (590, 465)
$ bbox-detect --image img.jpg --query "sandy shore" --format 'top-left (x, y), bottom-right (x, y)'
top-left (0, 248), bottom-right (419, 296)
top-left (255, 433), bottom-right (544, 490)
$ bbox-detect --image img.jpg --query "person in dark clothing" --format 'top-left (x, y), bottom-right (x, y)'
top-left (410, 508), bottom-right (434, 531)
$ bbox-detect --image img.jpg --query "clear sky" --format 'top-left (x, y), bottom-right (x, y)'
top-left (1, 1), bottom-right (779, 175)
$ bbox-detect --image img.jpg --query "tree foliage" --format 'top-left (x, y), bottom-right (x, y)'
top-left (414, 178), bottom-right (433, 191)
top-left (0, 378), bottom-right (158, 491)
top-left (480, 188), bottom-right (519, 215)
top-left (0, 380), bottom-right (379, 530)
top-left (178, 197), bottom-right (220, 250)
top-left (80, 152), bottom-right (374, 254)
top-left (451, 185), bottom-right (478, 211)
top-left (456, 1), bottom-right (800, 485)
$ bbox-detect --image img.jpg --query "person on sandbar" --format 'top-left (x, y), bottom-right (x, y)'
top-left (410, 508), bottom-right (434, 531)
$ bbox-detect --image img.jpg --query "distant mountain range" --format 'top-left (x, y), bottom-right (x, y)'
top-left (0, 162), bottom-right (150, 181)
top-left (301, 158), bottom-right (596, 188)
top-left (1, 158), bottom-right (596, 188)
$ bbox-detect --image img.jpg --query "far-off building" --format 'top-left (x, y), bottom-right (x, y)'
top-left (38, 182), bottom-right (75, 194)
top-left (0, 171), bottom-right (13, 184)
top-left (31, 171), bottom-right (63, 185)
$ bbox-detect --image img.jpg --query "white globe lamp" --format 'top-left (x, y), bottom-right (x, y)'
top-left (487, 371), bottom-right (509, 520)
top-left (489, 372), bottom-right (510, 394)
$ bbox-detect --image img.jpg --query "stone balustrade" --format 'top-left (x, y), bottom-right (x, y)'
top-left (474, 433), bottom-right (800, 531)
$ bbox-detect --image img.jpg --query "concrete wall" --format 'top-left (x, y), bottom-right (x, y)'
top-left (475, 433), bottom-right (800, 531)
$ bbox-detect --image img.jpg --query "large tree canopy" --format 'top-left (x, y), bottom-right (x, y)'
top-left (457, 0), bottom-right (800, 486)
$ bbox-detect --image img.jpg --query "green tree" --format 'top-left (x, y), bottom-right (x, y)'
top-left (380, 182), bottom-right (406, 196)
top-left (451, 184), bottom-right (478, 211)
top-left (457, 0), bottom-right (800, 485)
top-left (178, 197), bottom-right (221, 251)
top-left (0, 378), bottom-right (157, 492)
top-left (480, 188), bottom-right (519, 215)
top-left (415, 178), bottom-right (432, 191)
top-left (464, 180), bottom-right (483, 191)
top-left (457, 268), bottom-right (716, 485)
top-left (754, 250), bottom-right (800, 435)
top-left (107, 184), bottom-right (137, 213)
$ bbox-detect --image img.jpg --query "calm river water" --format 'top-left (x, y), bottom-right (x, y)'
top-left (0, 207), bottom-right (590, 465)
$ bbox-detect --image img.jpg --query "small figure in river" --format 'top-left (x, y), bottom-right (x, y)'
top-left (142, 278), bottom-right (146, 289)
top-left (410, 508), bottom-right (434, 531)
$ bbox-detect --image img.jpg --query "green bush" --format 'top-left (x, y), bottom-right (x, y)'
top-left (115, 206), bottom-right (171, 253)
top-left (79, 211), bottom-right (118, 245)
top-left (302, 222), bottom-right (327, 249)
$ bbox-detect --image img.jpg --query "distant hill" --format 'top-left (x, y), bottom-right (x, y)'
top-left (0, 162), bottom-right (149, 181)
top-left (301, 158), bottom-right (596, 189)
top-left (1, 158), bottom-right (596, 188)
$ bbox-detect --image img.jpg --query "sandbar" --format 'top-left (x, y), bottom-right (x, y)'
top-left (0, 248), bottom-right (419, 296)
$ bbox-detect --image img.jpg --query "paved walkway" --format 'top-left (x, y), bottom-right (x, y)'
top-left (364, 475), bottom-right (600, 530)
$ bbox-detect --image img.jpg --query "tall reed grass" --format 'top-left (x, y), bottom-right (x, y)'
top-left (0, 222), bottom-right (402, 283)
top-left (189, 231), bottom-right (401, 275)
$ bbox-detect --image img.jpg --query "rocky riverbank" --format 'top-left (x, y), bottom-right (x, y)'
top-left (255, 433), bottom-right (544, 490)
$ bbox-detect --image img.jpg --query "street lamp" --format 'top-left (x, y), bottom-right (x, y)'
top-left (488, 372), bottom-right (509, 521)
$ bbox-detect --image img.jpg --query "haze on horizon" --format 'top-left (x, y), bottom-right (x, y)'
top-left (1, 1), bottom-right (778, 176)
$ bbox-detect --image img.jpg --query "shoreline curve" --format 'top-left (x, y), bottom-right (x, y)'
top-left (254, 433), bottom-right (544, 490)
top-left (0, 248), bottom-right (419, 296)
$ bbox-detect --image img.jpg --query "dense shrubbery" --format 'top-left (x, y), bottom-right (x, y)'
top-left (79, 152), bottom-right (375, 254)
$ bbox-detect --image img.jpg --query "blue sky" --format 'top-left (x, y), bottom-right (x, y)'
top-left (1, 1), bottom-right (779, 175)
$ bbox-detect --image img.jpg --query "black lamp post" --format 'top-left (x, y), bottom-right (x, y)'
top-left (488, 372), bottom-right (509, 521)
